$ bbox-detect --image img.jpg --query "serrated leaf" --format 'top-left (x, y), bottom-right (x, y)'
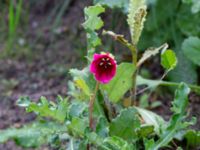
top-left (83, 5), bottom-right (105, 53)
top-left (0, 122), bottom-right (67, 148)
top-left (182, 36), bottom-right (200, 66)
top-left (109, 107), bottom-right (140, 141)
top-left (171, 83), bottom-right (190, 114)
top-left (152, 83), bottom-right (192, 150)
top-left (161, 49), bottom-right (177, 71)
top-left (127, 0), bottom-right (147, 44)
top-left (101, 63), bottom-right (136, 103)
top-left (17, 96), bottom-right (68, 123)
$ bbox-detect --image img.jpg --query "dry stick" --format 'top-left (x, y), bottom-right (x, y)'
top-left (89, 81), bottom-right (100, 130)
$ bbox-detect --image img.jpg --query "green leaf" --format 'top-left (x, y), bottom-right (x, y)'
top-left (101, 63), bottom-right (136, 103)
top-left (17, 96), bottom-right (68, 123)
top-left (83, 5), bottom-right (105, 31)
top-left (127, 0), bottom-right (147, 44)
top-left (93, 0), bottom-right (129, 13)
top-left (135, 107), bottom-right (165, 135)
top-left (161, 49), bottom-right (177, 71)
top-left (176, 4), bottom-right (200, 36)
top-left (83, 5), bottom-right (105, 53)
top-left (137, 124), bottom-right (154, 138)
top-left (152, 83), bottom-right (192, 150)
top-left (184, 130), bottom-right (200, 147)
top-left (69, 67), bottom-right (96, 100)
top-left (68, 102), bottom-right (87, 118)
top-left (169, 49), bottom-right (197, 84)
top-left (103, 136), bottom-right (134, 150)
top-left (74, 78), bottom-right (91, 97)
top-left (96, 117), bottom-right (109, 138)
top-left (67, 117), bottom-right (88, 138)
top-left (109, 107), bottom-right (140, 141)
top-left (182, 36), bottom-right (200, 66)
top-left (171, 83), bottom-right (190, 114)
top-left (0, 122), bottom-right (67, 148)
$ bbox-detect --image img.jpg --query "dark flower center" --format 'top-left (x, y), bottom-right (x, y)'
top-left (99, 57), bottom-right (112, 69)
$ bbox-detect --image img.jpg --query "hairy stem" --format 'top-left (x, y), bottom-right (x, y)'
top-left (131, 47), bottom-right (138, 106)
top-left (89, 81), bottom-right (100, 130)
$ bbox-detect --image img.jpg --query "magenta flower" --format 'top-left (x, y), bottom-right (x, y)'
top-left (90, 52), bottom-right (117, 84)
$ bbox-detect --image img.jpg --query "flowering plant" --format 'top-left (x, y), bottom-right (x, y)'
top-left (1, 1), bottom-right (200, 150)
top-left (90, 53), bottom-right (117, 84)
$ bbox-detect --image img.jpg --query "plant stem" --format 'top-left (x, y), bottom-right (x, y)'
top-left (102, 30), bottom-right (138, 105)
top-left (89, 81), bottom-right (100, 130)
top-left (131, 48), bottom-right (138, 106)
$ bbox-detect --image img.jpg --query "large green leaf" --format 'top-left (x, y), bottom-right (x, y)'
top-left (101, 63), bottom-right (136, 103)
top-left (182, 36), bottom-right (200, 66)
top-left (0, 122), bottom-right (67, 148)
top-left (109, 107), bottom-right (140, 141)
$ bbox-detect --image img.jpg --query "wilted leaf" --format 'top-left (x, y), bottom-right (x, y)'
top-left (137, 43), bottom-right (168, 67)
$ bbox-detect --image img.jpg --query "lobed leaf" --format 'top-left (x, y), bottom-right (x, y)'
top-left (0, 122), bottom-right (67, 148)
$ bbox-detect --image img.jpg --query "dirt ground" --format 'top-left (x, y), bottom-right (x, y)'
top-left (0, 0), bottom-right (200, 150)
